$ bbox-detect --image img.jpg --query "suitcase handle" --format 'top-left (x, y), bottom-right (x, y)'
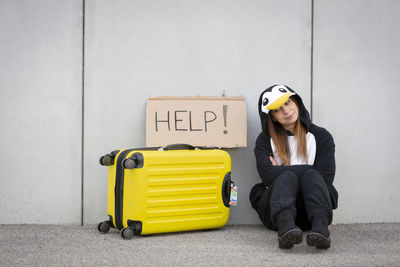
top-left (162, 144), bottom-right (196, 151)
top-left (222, 172), bottom-right (232, 207)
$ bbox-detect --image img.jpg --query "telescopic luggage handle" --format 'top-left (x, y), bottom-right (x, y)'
top-left (161, 144), bottom-right (197, 151)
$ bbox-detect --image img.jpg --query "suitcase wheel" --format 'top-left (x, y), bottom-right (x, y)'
top-left (99, 155), bottom-right (114, 166)
top-left (121, 227), bottom-right (134, 239)
top-left (97, 221), bottom-right (111, 234)
top-left (122, 158), bottom-right (136, 169)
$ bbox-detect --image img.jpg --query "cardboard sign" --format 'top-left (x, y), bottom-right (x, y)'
top-left (146, 96), bottom-right (247, 148)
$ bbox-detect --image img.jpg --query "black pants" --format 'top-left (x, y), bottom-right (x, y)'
top-left (249, 169), bottom-right (333, 231)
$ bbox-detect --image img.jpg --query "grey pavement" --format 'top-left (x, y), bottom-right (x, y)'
top-left (1, 223), bottom-right (399, 266)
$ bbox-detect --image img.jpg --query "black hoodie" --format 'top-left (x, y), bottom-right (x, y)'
top-left (254, 85), bottom-right (338, 209)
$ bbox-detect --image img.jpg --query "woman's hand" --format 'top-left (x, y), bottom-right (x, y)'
top-left (269, 156), bottom-right (278, 166)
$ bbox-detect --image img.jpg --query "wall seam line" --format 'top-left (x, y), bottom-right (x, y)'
top-left (81, 0), bottom-right (85, 226)
top-left (310, 0), bottom-right (314, 121)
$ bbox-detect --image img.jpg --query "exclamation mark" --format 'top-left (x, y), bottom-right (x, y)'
top-left (223, 105), bottom-right (228, 134)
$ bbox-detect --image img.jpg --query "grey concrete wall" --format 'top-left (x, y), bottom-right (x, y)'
top-left (1, 0), bottom-right (399, 225)
top-left (84, 0), bottom-right (311, 225)
top-left (0, 1), bottom-right (82, 224)
top-left (313, 0), bottom-right (400, 223)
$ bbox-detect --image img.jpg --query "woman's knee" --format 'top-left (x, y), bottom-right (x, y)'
top-left (273, 171), bottom-right (299, 187)
top-left (300, 169), bottom-right (329, 192)
top-left (302, 169), bottom-right (324, 183)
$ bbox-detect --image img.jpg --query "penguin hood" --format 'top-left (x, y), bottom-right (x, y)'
top-left (258, 84), bottom-right (311, 137)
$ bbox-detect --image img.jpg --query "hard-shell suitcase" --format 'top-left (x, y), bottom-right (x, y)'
top-left (97, 144), bottom-right (233, 239)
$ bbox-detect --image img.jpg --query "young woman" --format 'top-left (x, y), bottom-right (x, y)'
top-left (249, 85), bottom-right (338, 249)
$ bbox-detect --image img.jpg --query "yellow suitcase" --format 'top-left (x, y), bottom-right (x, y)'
top-left (97, 144), bottom-right (232, 239)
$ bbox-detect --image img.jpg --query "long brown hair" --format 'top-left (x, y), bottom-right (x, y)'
top-left (267, 97), bottom-right (308, 166)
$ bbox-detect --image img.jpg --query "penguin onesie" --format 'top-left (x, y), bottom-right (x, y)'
top-left (249, 85), bottom-right (338, 249)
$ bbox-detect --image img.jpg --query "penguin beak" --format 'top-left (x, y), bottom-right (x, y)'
top-left (266, 92), bottom-right (291, 110)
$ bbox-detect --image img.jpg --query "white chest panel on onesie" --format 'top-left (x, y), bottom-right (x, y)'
top-left (270, 133), bottom-right (316, 166)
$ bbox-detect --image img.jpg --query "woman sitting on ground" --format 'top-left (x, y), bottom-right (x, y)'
top-left (249, 84), bottom-right (338, 249)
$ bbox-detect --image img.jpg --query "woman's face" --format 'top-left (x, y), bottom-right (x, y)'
top-left (271, 98), bottom-right (299, 132)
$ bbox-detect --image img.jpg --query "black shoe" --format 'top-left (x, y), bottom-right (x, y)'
top-left (306, 232), bottom-right (330, 249)
top-left (307, 213), bottom-right (331, 249)
top-left (276, 209), bottom-right (303, 249)
top-left (278, 228), bottom-right (303, 249)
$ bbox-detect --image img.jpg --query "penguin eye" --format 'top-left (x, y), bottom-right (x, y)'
top-left (263, 98), bottom-right (269, 106)
top-left (279, 88), bottom-right (287, 93)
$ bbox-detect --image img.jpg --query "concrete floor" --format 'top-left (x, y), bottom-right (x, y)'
top-left (1, 223), bottom-right (399, 266)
